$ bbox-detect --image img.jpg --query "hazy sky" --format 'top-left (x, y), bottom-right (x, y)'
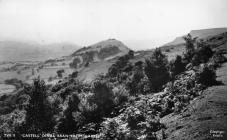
top-left (0, 0), bottom-right (227, 50)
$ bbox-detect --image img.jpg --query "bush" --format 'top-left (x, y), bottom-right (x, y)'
top-left (56, 69), bottom-right (64, 78)
top-left (69, 57), bottom-right (81, 69)
top-left (210, 52), bottom-right (226, 68)
top-left (196, 65), bottom-right (217, 86)
top-left (128, 50), bottom-right (135, 58)
top-left (71, 71), bottom-right (78, 78)
top-left (101, 119), bottom-right (119, 140)
top-left (113, 85), bottom-right (129, 106)
top-left (126, 107), bottom-right (145, 130)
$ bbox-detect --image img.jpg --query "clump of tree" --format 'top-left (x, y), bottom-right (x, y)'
top-left (4, 78), bottom-right (24, 89)
top-left (210, 52), bottom-right (227, 68)
top-left (57, 94), bottom-right (82, 134)
top-left (108, 50), bottom-right (134, 77)
top-left (71, 71), bottom-right (78, 78)
top-left (69, 57), bottom-right (81, 69)
top-left (191, 40), bottom-right (213, 66)
top-left (169, 55), bottom-right (185, 80)
top-left (144, 48), bottom-right (170, 92)
top-left (195, 65), bottom-right (217, 86)
top-left (16, 78), bottom-right (55, 136)
top-left (56, 69), bottom-right (65, 78)
top-left (183, 34), bottom-right (197, 63)
top-left (183, 34), bottom-right (214, 67)
top-left (89, 80), bottom-right (115, 119)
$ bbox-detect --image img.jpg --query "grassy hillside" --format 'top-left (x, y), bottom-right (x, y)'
top-left (0, 28), bottom-right (227, 139)
top-left (163, 28), bottom-right (227, 47)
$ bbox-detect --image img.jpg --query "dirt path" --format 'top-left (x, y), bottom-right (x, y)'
top-left (161, 63), bottom-right (227, 140)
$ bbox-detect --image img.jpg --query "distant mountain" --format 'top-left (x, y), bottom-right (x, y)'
top-left (0, 41), bottom-right (80, 62)
top-left (163, 28), bottom-right (227, 47)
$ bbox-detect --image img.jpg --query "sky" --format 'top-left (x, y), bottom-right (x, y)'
top-left (0, 0), bottom-right (227, 50)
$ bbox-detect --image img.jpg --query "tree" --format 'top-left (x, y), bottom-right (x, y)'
top-left (71, 71), bottom-right (78, 78)
top-left (195, 40), bottom-right (213, 64)
top-left (127, 70), bottom-right (144, 96)
top-left (57, 69), bottom-right (64, 78)
top-left (144, 48), bottom-right (170, 92)
top-left (32, 68), bottom-right (35, 75)
top-left (16, 78), bottom-right (55, 135)
top-left (69, 57), bottom-right (81, 69)
top-left (169, 55), bottom-right (185, 80)
top-left (57, 94), bottom-right (82, 134)
top-left (196, 65), bottom-right (217, 86)
top-left (128, 50), bottom-right (135, 58)
top-left (183, 34), bottom-right (197, 63)
top-left (90, 80), bottom-right (115, 118)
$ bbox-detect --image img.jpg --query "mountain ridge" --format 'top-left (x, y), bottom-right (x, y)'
top-left (163, 28), bottom-right (227, 47)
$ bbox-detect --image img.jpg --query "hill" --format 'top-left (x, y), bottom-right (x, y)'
top-left (163, 28), bottom-right (227, 47)
top-left (69, 39), bottom-right (130, 82)
top-left (71, 39), bottom-right (129, 62)
top-left (0, 28), bottom-right (227, 139)
top-left (0, 39), bottom-right (131, 84)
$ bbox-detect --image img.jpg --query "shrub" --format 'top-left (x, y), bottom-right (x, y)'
top-left (113, 85), bottom-right (129, 106)
top-left (71, 71), bottom-right (78, 78)
top-left (85, 61), bottom-right (89, 67)
top-left (128, 50), bottom-right (135, 58)
top-left (210, 52), bottom-right (226, 68)
top-left (48, 76), bottom-right (53, 82)
top-left (69, 57), bottom-right (81, 69)
top-left (165, 49), bottom-right (170, 52)
top-left (195, 65), bottom-right (217, 86)
top-left (108, 64), bottom-right (118, 77)
top-left (108, 54), bottom-right (131, 77)
top-left (57, 69), bottom-right (64, 78)
top-left (126, 107), bottom-right (145, 130)
top-left (79, 95), bottom-right (98, 123)
top-left (144, 48), bottom-right (170, 92)
top-left (101, 119), bottom-right (119, 140)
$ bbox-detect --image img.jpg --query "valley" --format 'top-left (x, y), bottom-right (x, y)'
top-left (0, 28), bottom-right (227, 139)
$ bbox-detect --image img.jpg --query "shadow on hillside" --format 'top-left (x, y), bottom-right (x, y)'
top-left (214, 80), bottom-right (224, 86)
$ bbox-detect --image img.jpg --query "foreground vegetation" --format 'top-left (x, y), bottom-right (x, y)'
top-left (0, 34), bottom-right (226, 139)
